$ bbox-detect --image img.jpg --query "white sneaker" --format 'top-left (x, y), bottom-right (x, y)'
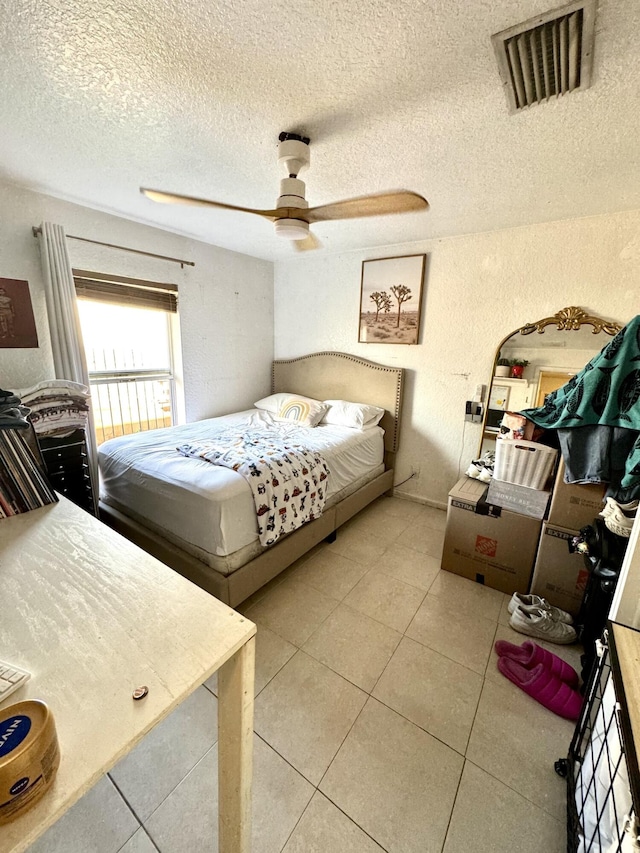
top-left (603, 510), bottom-right (634, 538)
top-left (509, 606), bottom-right (577, 644)
top-left (507, 592), bottom-right (574, 625)
top-left (466, 460), bottom-right (483, 479)
top-left (599, 497), bottom-right (639, 518)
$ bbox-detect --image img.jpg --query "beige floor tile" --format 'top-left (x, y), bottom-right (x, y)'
top-left (244, 576), bottom-right (338, 646)
top-left (373, 637), bottom-right (483, 753)
top-left (415, 504), bottom-right (448, 532)
top-left (466, 677), bottom-right (574, 821)
top-left (293, 549), bottom-right (370, 600)
top-left (303, 603), bottom-right (402, 692)
top-left (344, 570), bottom-right (425, 632)
top-left (361, 495), bottom-right (425, 522)
top-left (326, 524), bottom-right (389, 565)
top-left (376, 544), bottom-right (441, 591)
top-left (145, 736), bottom-right (313, 853)
top-left (110, 686), bottom-right (217, 822)
top-left (428, 570), bottom-right (505, 621)
top-left (320, 698), bottom-right (463, 853)
top-left (28, 776), bottom-right (139, 853)
top-left (349, 510), bottom-right (414, 544)
top-left (254, 651), bottom-right (367, 784)
top-left (485, 622), bottom-right (583, 686)
top-left (498, 593), bottom-right (512, 626)
top-left (235, 569), bottom-right (294, 614)
top-left (118, 829), bottom-right (156, 853)
top-left (205, 624), bottom-right (297, 697)
top-left (282, 792), bottom-right (385, 852)
top-left (406, 594), bottom-right (497, 674)
top-left (401, 523), bottom-right (446, 559)
top-left (443, 761), bottom-right (565, 853)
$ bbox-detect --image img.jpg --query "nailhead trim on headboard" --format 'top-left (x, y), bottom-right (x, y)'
top-left (272, 351), bottom-right (404, 453)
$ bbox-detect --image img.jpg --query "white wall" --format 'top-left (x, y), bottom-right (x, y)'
top-left (274, 209), bottom-right (640, 507)
top-left (0, 180), bottom-right (274, 420)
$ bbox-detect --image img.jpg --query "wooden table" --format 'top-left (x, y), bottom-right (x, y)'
top-left (0, 497), bottom-right (256, 852)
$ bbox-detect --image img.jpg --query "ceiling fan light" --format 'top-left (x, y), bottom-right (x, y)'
top-left (274, 218), bottom-right (310, 240)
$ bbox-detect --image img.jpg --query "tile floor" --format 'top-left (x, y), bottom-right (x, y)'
top-left (28, 496), bottom-right (581, 853)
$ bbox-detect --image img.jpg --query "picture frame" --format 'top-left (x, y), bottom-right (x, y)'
top-left (358, 254), bottom-right (426, 345)
top-left (0, 277), bottom-right (39, 348)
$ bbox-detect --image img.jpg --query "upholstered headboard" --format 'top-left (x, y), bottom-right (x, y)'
top-left (272, 352), bottom-right (404, 454)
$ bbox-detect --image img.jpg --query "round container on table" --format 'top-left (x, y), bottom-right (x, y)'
top-left (0, 700), bottom-right (60, 825)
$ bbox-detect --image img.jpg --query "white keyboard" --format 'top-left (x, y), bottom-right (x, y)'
top-left (0, 660), bottom-right (31, 703)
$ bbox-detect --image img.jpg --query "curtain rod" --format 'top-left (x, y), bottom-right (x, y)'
top-left (32, 226), bottom-right (195, 268)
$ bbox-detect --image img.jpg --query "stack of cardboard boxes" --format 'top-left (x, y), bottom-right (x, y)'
top-left (442, 459), bottom-right (607, 614)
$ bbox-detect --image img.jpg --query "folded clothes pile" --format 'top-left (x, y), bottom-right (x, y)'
top-left (0, 388), bottom-right (30, 430)
top-left (17, 380), bottom-right (90, 438)
top-left (599, 496), bottom-right (638, 538)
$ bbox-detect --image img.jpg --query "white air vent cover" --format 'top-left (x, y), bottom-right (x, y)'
top-left (492, 0), bottom-right (596, 112)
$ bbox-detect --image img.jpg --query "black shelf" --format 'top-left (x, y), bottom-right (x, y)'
top-left (37, 428), bottom-right (96, 515)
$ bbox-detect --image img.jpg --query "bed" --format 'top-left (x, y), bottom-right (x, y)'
top-left (98, 351), bottom-right (404, 607)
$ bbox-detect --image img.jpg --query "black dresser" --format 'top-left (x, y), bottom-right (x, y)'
top-left (37, 428), bottom-right (96, 515)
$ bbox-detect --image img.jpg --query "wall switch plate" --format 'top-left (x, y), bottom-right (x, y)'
top-left (466, 401), bottom-right (483, 422)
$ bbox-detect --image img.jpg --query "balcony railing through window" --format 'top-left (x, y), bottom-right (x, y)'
top-left (89, 370), bottom-right (174, 445)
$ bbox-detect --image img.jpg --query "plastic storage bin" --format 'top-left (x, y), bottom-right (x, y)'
top-left (494, 439), bottom-right (558, 490)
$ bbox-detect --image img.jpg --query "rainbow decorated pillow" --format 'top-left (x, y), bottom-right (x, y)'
top-left (276, 397), bottom-right (327, 427)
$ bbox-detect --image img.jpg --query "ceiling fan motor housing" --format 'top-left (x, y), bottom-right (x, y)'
top-left (275, 136), bottom-right (311, 239)
top-left (277, 138), bottom-right (310, 178)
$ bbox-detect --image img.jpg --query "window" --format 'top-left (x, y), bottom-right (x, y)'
top-left (74, 271), bottom-right (181, 445)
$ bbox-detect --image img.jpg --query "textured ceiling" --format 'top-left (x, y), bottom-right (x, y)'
top-left (1, 0), bottom-right (639, 261)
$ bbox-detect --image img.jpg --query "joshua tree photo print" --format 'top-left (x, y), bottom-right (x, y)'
top-left (358, 254), bottom-right (426, 344)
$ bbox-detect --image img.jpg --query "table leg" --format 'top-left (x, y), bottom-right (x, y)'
top-left (218, 635), bottom-right (255, 853)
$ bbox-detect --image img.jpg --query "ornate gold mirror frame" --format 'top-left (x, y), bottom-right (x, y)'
top-left (479, 306), bottom-right (623, 454)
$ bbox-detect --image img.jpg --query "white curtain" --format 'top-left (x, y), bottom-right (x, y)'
top-left (38, 222), bottom-right (99, 514)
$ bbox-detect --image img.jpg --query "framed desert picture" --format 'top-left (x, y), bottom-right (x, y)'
top-left (358, 254), bottom-right (426, 345)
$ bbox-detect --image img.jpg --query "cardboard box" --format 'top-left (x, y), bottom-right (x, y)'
top-left (548, 458), bottom-right (607, 530)
top-left (487, 478), bottom-right (551, 520)
top-left (442, 478), bottom-right (542, 595)
top-left (530, 521), bottom-right (590, 616)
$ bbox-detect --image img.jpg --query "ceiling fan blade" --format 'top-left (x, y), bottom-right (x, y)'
top-left (305, 190), bottom-right (428, 223)
top-left (293, 232), bottom-right (322, 252)
top-left (140, 187), bottom-right (279, 221)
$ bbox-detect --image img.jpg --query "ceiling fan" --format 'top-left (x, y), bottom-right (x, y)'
top-left (140, 132), bottom-right (429, 251)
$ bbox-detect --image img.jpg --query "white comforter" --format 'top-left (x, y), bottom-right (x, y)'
top-left (99, 409), bottom-right (384, 558)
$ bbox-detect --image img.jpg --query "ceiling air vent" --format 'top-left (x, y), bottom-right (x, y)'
top-left (492, 0), bottom-right (596, 112)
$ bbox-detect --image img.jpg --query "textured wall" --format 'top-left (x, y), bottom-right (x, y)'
top-left (0, 180), bottom-right (274, 419)
top-left (2, 0), bottom-right (640, 260)
top-left (274, 209), bottom-right (640, 506)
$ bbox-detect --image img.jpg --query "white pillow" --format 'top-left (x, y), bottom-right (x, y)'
top-left (254, 392), bottom-right (310, 414)
top-left (322, 400), bottom-right (385, 430)
top-left (276, 397), bottom-right (327, 427)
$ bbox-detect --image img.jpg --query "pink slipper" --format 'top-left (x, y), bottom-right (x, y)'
top-left (494, 640), bottom-right (579, 688)
top-left (497, 657), bottom-right (583, 720)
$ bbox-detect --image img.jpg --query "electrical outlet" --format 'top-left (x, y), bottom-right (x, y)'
top-left (410, 465), bottom-right (420, 478)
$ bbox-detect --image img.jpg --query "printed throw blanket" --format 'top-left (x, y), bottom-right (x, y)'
top-left (520, 315), bottom-right (640, 494)
top-left (177, 424), bottom-right (330, 547)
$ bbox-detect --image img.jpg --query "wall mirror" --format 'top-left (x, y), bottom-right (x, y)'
top-left (479, 307), bottom-right (623, 455)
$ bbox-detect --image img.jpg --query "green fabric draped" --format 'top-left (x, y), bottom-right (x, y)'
top-left (520, 316), bottom-right (640, 492)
